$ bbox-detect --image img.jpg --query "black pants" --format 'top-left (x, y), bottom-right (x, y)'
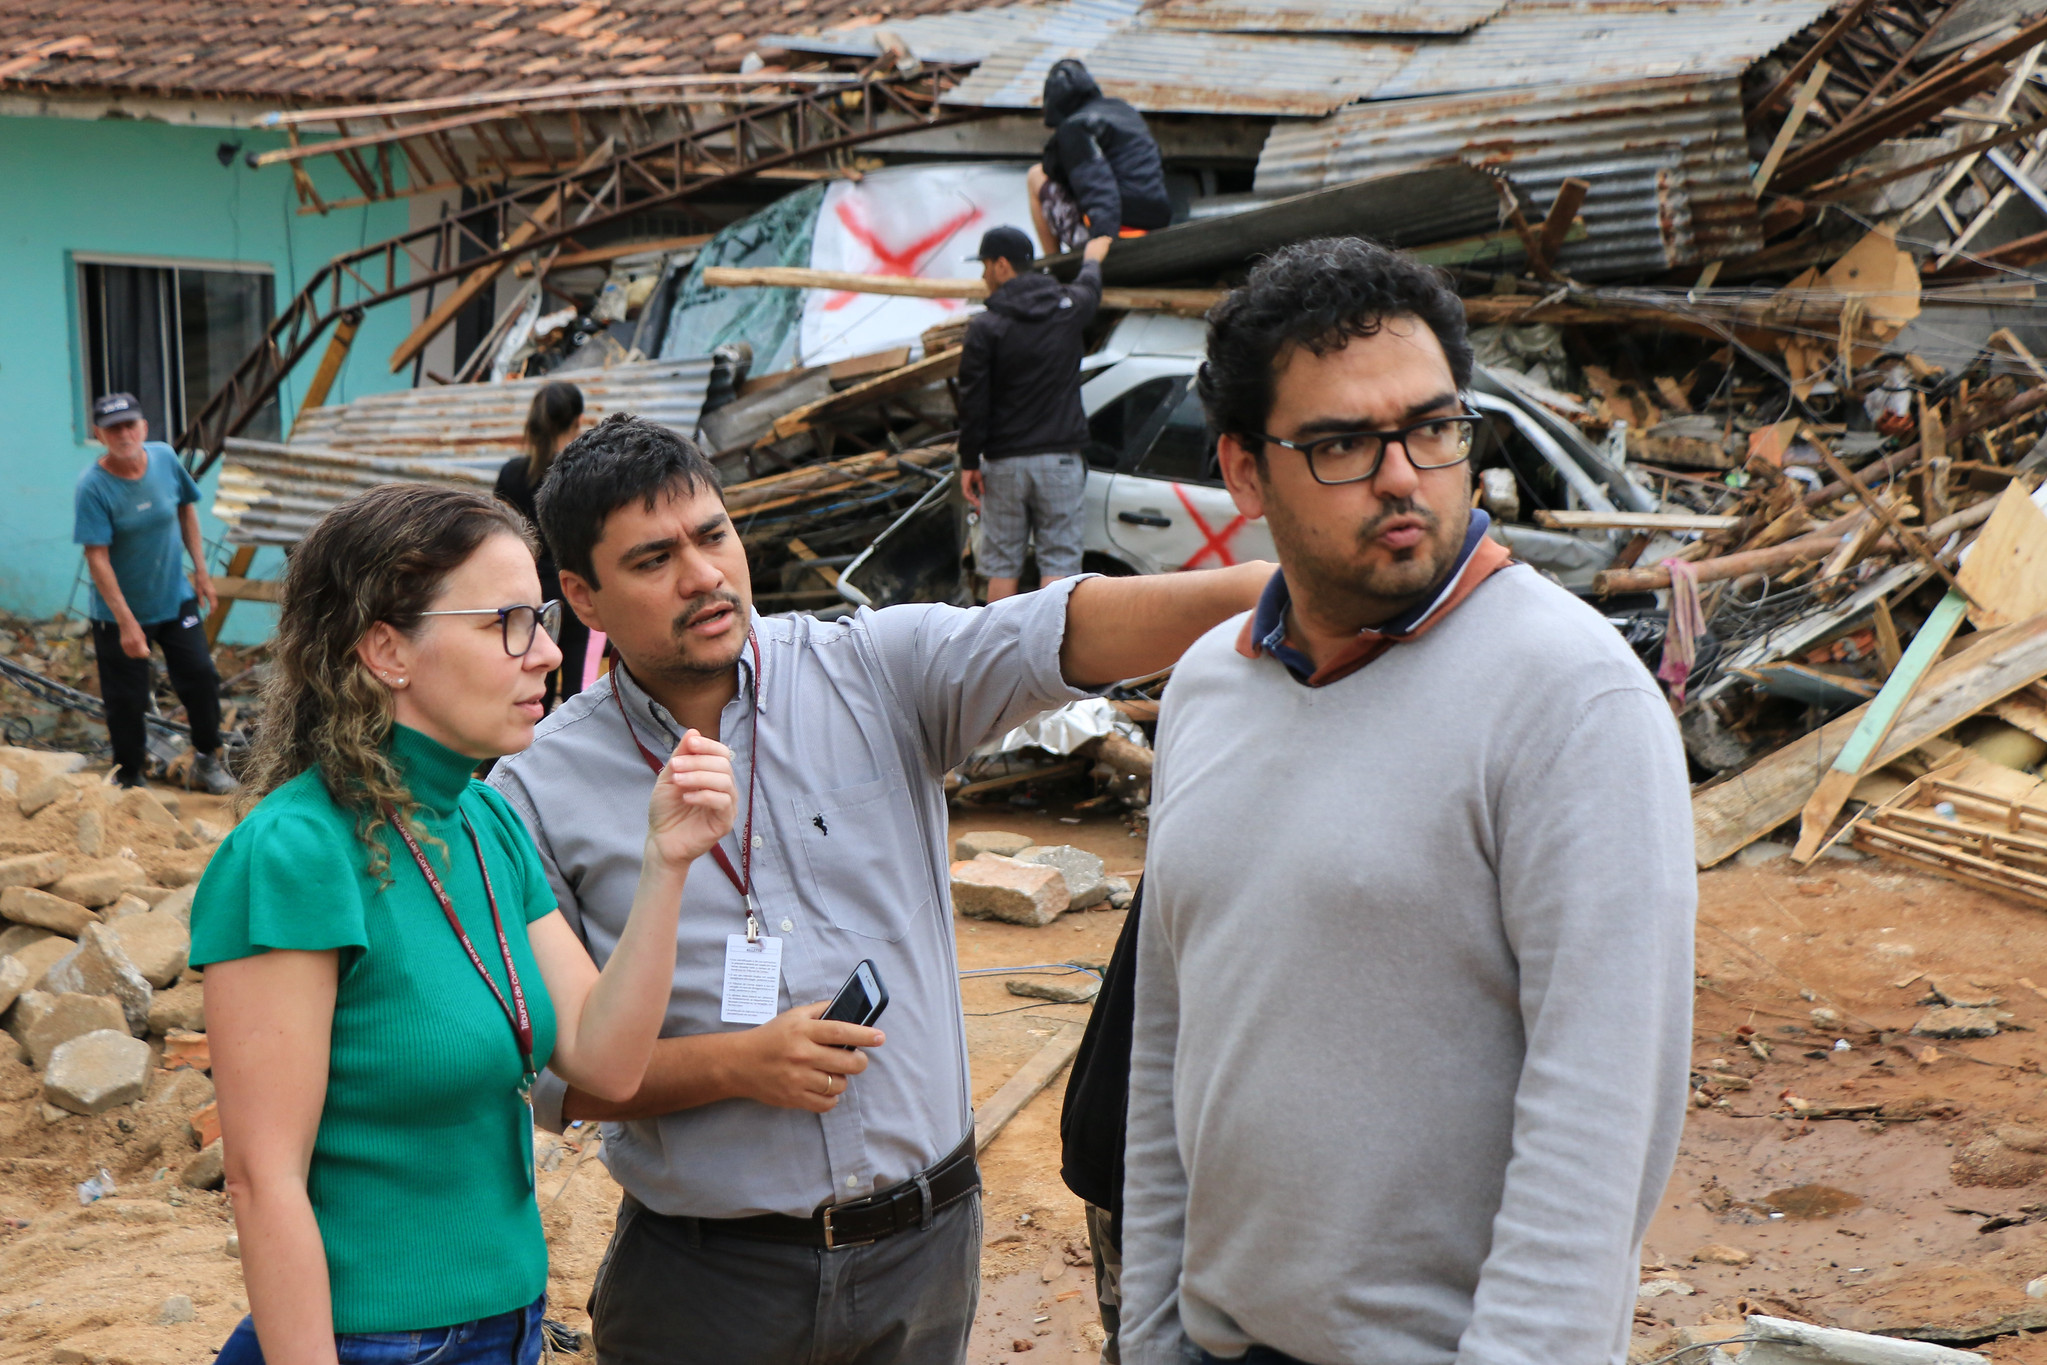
top-left (542, 567), bottom-right (591, 712)
top-left (91, 599), bottom-right (222, 784)
top-left (590, 1193), bottom-right (979, 1365)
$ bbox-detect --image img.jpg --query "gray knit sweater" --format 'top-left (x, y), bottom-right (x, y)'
top-left (1120, 565), bottom-right (1696, 1365)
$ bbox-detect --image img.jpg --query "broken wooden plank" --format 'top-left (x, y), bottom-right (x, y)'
top-left (1693, 609), bottom-right (2047, 867)
top-left (1534, 510), bottom-right (1741, 532)
top-left (1956, 483), bottom-right (2047, 629)
top-left (698, 265), bottom-right (1223, 316)
top-left (514, 232), bottom-right (712, 275)
top-left (973, 1020), bottom-right (1087, 1154)
top-left (770, 348), bottom-right (962, 441)
top-left (1792, 589), bottom-right (1970, 862)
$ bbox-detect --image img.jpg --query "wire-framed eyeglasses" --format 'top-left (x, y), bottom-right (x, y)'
top-left (1255, 411), bottom-right (1482, 486)
top-left (415, 600), bottom-right (564, 657)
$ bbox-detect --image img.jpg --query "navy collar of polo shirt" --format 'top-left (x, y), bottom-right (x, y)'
top-left (1251, 509), bottom-right (1493, 684)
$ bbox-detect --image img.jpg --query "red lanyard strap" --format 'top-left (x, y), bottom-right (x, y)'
top-left (387, 803), bottom-right (535, 1077)
top-left (610, 633), bottom-right (761, 927)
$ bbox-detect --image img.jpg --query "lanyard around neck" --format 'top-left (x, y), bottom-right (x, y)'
top-left (611, 631), bottom-right (763, 938)
top-left (386, 803), bottom-right (535, 1079)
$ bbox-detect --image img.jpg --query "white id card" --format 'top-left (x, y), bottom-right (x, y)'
top-left (721, 934), bottom-right (783, 1025)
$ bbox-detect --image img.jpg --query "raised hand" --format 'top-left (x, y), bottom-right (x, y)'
top-left (646, 730), bottom-right (737, 870)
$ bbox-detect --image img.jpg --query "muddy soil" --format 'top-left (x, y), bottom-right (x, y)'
top-left (10, 789), bottom-right (2047, 1365)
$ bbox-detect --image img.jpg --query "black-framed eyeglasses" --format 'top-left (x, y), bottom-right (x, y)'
top-left (415, 600), bottom-right (564, 657)
top-left (1255, 411), bottom-right (1482, 486)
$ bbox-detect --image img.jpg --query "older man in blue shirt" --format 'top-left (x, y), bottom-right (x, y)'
top-left (490, 413), bottom-right (1267, 1365)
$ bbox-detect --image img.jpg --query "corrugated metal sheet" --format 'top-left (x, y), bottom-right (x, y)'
top-left (948, 24), bottom-right (1413, 113)
top-left (763, 0), bottom-right (1142, 66)
top-left (1144, 0), bottom-right (1506, 34)
top-left (1373, 0), bottom-right (1833, 99)
top-left (1256, 74), bottom-right (1763, 276)
top-left (928, 0), bottom-right (1832, 114)
top-left (287, 358), bottom-right (714, 459)
top-left (1068, 163), bottom-right (1512, 282)
top-left (214, 440), bottom-right (499, 547)
top-left (217, 358), bottom-right (715, 544)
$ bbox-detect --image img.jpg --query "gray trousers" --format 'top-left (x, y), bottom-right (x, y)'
top-left (589, 1193), bottom-right (981, 1365)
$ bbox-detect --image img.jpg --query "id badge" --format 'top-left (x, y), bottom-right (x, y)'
top-left (721, 934), bottom-right (783, 1025)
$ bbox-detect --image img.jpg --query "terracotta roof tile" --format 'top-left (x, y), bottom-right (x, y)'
top-left (0, 0), bottom-right (984, 104)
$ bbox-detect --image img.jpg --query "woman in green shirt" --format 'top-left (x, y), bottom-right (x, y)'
top-left (193, 482), bottom-right (736, 1365)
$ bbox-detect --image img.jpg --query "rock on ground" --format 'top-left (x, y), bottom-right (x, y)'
top-left (1105, 876), bottom-right (1135, 910)
top-left (16, 770), bottom-right (72, 817)
top-left (44, 1027), bottom-right (152, 1114)
top-left (1691, 1244), bottom-right (1754, 1266)
top-left (0, 922), bottom-right (53, 957)
top-left (108, 912), bottom-right (190, 988)
top-left (955, 830), bottom-right (1034, 861)
top-left (951, 858), bottom-right (1068, 927)
top-left (1005, 975), bottom-right (1101, 1004)
top-left (5, 988), bottom-right (54, 1045)
top-left (181, 1139), bottom-right (225, 1190)
top-left (0, 953), bottom-right (25, 1016)
top-left (1913, 1006), bottom-right (2001, 1038)
top-left (24, 992), bottom-right (128, 1068)
top-left (0, 886), bottom-right (96, 936)
top-left (147, 980), bottom-right (206, 1035)
top-left (1014, 845), bottom-right (1109, 910)
top-left (74, 805), bottom-right (103, 857)
top-left (7, 935), bottom-right (75, 994)
top-left (150, 884), bottom-right (198, 924)
top-left (104, 892), bottom-right (150, 920)
top-left (158, 1294), bottom-right (196, 1325)
top-left (119, 786), bottom-right (181, 828)
top-left (0, 852), bottom-right (65, 889)
top-left (50, 859), bottom-right (146, 909)
top-left (46, 923), bottom-right (152, 1034)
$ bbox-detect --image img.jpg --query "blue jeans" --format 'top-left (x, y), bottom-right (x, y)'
top-left (215, 1295), bottom-right (544, 1365)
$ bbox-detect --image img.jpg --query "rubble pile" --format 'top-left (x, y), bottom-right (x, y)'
top-left (0, 746), bottom-right (225, 1191)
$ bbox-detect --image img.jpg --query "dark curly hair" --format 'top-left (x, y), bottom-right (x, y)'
top-left (1197, 236), bottom-right (1472, 457)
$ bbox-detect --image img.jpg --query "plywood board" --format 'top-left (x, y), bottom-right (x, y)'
top-left (1957, 482), bottom-right (2047, 628)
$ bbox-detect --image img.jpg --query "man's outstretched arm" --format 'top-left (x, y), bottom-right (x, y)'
top-left (1060, 562), bottom-right (1272, 689)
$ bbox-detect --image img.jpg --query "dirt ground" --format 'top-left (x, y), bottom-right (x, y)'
top-left (11, 783), bottom-right (2047, 1364)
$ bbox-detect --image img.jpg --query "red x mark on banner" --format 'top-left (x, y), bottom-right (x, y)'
top-left (825, 199), bottom-right (985, 311)
top-left (1173, 483), bottom-right (1248, 569)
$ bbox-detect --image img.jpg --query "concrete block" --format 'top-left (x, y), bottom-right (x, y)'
top-left (954, 830), bottom-right (1034, 861)
top-left (108, 913), bottom-right (189, 989)
top-left (5, 989), bottom-right (54, 1045)
top-left (25, 993), bottom-right (128, 1069)
top-left (44, 1028), bottom-right (152, 1114)
top-left (0, 954), bottom-right (25, 1017)
top-left (0, 886), bottom-right (95, 935)
top-left (147, 981), bottom-right (206, 1035)
top-left (50, 860), bottom-right (146, 909)
top-left (951, 857), bottom-right (1068, 927)
top-left (0, 853), bottom-right (65, 889)
top-left (46, 923), bottom-right (152, 1034)
top-left (1014, 844), bottom-right (1109, 909)
top-left (7, 935), bottom-right (71, 991)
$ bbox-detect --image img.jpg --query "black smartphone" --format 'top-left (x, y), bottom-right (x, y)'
top-left (821, 959), bottom-right (890, 1038)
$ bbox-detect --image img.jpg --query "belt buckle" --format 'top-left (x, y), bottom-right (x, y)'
top-left (821, 1203), bottom-right (877, 1252)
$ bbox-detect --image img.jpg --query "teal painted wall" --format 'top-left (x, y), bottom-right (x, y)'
top-left (0, 114), bottom-right (416, 642)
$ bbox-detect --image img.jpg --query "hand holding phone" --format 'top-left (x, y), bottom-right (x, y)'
top-left (821, 960), bottom-right (889, 1046)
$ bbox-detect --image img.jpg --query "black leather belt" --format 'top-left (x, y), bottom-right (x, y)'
top-left (695, 1133), bottom-right (979, 1251)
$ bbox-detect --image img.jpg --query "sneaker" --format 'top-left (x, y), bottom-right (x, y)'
top-left (193, 753), bottom-right (238, 795)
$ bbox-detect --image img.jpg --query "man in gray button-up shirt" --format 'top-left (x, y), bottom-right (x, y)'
top-left (488, 414), bottom-right (1267, 1365)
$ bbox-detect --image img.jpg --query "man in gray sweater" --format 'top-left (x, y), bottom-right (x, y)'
top-left (1119, 238), bottom-right (1696, 1365)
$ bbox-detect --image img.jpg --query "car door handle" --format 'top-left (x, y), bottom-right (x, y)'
top-left (1118, 512), bottom-right (1172, 527)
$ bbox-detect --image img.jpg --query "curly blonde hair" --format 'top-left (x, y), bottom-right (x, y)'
top-left (242, 482), bottom-right (534, 877)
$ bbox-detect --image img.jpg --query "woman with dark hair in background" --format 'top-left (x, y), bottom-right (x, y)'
top-left (191, 482), bottom-right (735, 1365)
top-left (496, 382), bottom-right (589, 709)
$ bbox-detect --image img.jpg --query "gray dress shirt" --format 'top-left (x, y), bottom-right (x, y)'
top-left (488, 586), bottom-right (1091, 1219)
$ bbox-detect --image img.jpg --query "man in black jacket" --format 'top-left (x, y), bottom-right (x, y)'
top-left (1029, 59), bottom-right (1172, 255)
top-left (958, 226), bottom-right (1110, 600)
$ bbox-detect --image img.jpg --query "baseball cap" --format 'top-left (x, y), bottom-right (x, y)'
top-left (92, 393), bottom-right (144, 428)
top-left (970, 226), bottom-right (1035, 269)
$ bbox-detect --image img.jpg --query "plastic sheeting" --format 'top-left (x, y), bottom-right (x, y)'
top-left (972, 696), bottom-right (1148, 758)
top-left (659, 183), bottom-right (826, 374)
top-left (799, 163), bottom-right (1035, 366)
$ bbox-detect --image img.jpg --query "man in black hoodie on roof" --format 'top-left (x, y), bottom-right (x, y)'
top-left (958, 226), bottom-right (1112, 600)
top-left (1029, 58), bottom-right (1172, 255)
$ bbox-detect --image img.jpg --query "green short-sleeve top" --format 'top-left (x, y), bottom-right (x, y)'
top-left (190, 725), bottom-right (560, 1334)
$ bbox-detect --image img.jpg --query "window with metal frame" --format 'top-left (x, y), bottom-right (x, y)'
top-left (78, 259), bottom-right (281, 444)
